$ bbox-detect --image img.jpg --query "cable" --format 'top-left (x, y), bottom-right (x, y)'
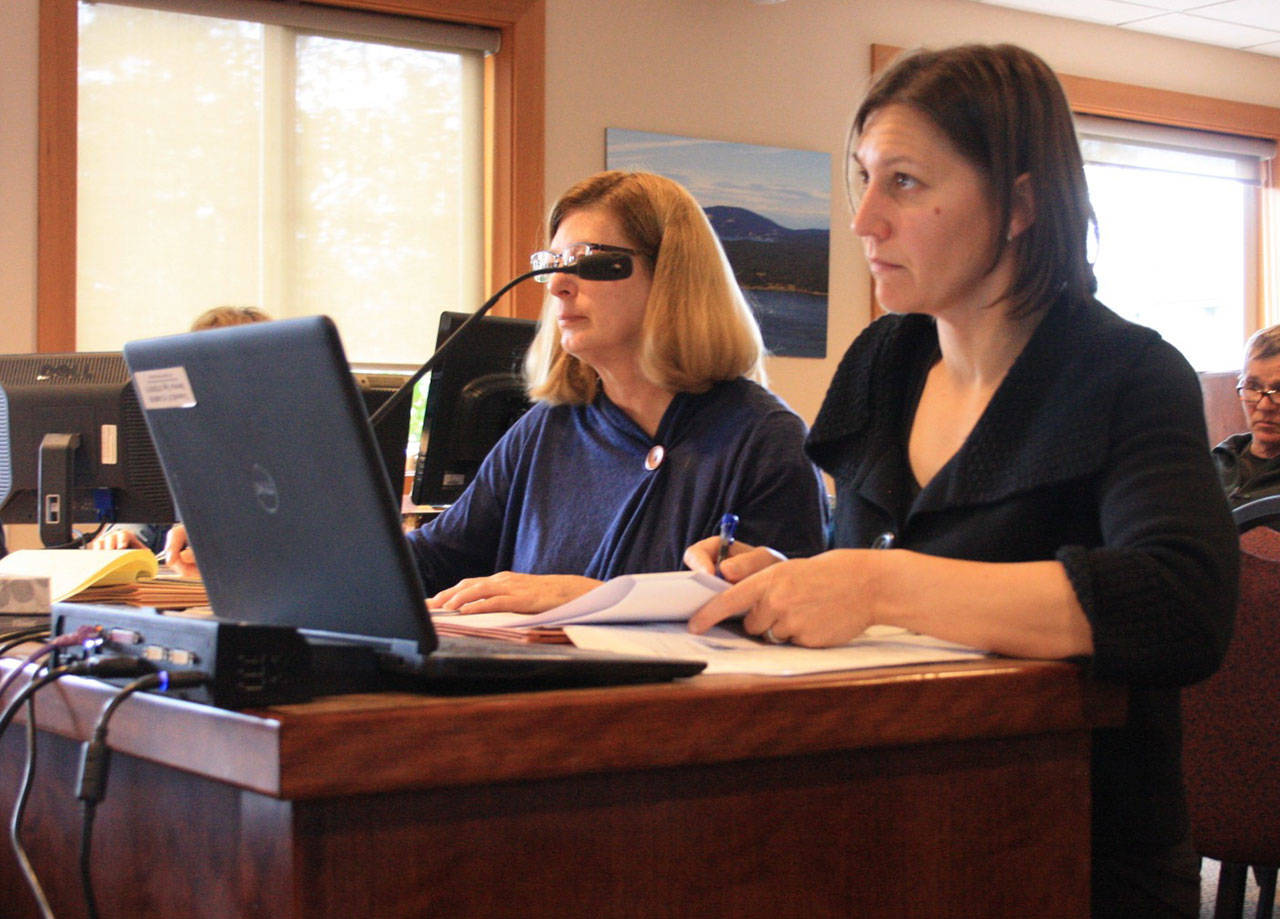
top-left (3, 656), bottom-right (157, 919)
top-left (12, 693), bottom-right (52, 918)
top-left (0, 656), bottom-right (155, 749)
top-left (77, 668), bottom-right (210, 919)
top-left (0, 625), bottom-right (103, 711)
top-left (0, 628), bottom-right (53, 657)
top-left (76, 671), bottom-right (162, 919)
top-left (43, 521), bottom-right (109, 551)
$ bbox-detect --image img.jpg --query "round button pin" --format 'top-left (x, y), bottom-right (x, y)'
top-left (644, 445), bottom-right (665, 471)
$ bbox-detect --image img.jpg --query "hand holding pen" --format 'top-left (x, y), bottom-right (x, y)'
top-left (683, 516), bottom-right (782, 581)
top-left (714, 513), bottom-right (738, 579)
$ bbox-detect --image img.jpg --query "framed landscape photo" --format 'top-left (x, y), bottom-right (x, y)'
top-left (606, 128), bottom-right (830, 358)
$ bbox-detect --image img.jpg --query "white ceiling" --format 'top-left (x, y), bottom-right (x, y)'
top-left (969, 0), bottom-right (1280, 57)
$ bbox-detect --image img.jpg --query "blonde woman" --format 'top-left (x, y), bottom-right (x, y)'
top-left (414, 170), bottom-right (826, 613)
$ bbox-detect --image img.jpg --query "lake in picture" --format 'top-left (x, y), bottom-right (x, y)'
top-left (746, 289), bottom-right (827, 358)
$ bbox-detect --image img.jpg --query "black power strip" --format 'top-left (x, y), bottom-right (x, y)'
top-left (51, 603), bottom-right (315, 708)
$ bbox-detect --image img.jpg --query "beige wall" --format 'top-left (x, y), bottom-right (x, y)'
top-left (0, 0), bottom-right (39, 355)
top-left (545, 0), bottom-right (1280, 423)
top-left (4, 0), bottom-right (1280, 421)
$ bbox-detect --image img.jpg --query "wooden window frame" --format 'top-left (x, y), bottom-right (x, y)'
top-left (870, 44), bottom-right (1280, 330)
top-left (37, 0), bottom-right (546, 351)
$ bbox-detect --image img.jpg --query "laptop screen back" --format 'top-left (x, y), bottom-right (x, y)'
top-left (123, 316), bottom-right (435, 653)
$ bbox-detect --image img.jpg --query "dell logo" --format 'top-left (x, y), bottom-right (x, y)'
top-left (36, 361), bottom-right (92, 383)
top-left (251, 464), bottom-right (280, 514)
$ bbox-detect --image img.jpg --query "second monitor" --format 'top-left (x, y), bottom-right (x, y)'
top-left (410, 312), bottom-right (537, 508)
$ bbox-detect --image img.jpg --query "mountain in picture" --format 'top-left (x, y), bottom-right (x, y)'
top-left (705, 206), bottom-right (829, 297)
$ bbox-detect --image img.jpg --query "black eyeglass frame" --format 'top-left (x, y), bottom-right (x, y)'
top-left (1236, 383), bottom-right (1280, 406)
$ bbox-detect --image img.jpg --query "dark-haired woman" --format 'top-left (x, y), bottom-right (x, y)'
top-left (688, 44), bottom-right (1237, 918)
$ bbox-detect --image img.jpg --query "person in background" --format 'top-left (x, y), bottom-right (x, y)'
top-left (685, 44), bottom-right (1237, 918)
top-left (89, 306), bottom-right (271, 563)
top-left (414, 170), bottom-right (828, 614)
top-left (1213, 324), bottom-right (1280, 508)
top-left (186, 305), bottom-right (271, 330)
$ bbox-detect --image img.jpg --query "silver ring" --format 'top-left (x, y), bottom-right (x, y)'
top-left (762, 626), bottom-right (786, 645)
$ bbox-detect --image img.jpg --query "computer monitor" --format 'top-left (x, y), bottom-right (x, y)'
top-left (354, 370), bottom-right (414, 499)
top-left (410, 312), bottom-right (537, 507)
top-left (0, 351), bottom-right (175, 548)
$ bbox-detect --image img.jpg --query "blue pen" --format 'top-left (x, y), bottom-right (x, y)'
top-left (715, 512), bottom-right (739, 579)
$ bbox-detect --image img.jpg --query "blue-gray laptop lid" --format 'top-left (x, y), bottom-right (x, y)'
top-left (122, 315), bottom-right (704, 686)
top-left (124, 315), bottom-right (433, 650)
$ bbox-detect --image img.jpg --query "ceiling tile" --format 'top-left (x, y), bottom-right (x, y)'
top-left (1194, 0), bottom-right (1280, 31)
top-left (1124, 11), bottom-right (1280, 46)
top-left (1124, 1), bottom-right (1232, 10)
top-left (1245, 40), bottom-right (1280, 57)
top-left (973, 0), bottom-right (1169, 26)
top-left (968, 0), bottom-right (1280, 55)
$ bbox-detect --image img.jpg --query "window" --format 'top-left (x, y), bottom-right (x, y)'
top-left (1078, 116), bottom-right (1275, 372)
top-left (37, 0), bottom-right (547, 353)
top-left (76, 0), bottom-right (494, 366)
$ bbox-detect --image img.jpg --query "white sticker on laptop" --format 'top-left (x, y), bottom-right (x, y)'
top-left (133, 367), bottom-right (197, 409)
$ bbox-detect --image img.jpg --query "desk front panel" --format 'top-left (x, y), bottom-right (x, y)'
top-left (1, 657), bottom-right (1119, 917)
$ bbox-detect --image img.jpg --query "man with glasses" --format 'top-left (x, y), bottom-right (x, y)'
top-left (1214, 325), bottom-right (1280, 507)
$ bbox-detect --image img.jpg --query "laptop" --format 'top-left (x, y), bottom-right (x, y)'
top-left (121, 316), bottom-right (704, 690)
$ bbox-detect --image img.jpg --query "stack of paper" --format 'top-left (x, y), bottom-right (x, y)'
top-left (431, 569), bottom-right (989, 676)
top-left (431, 570), bottom-right (728, 643)
top-left (0, 549), bottom-right (208, 609)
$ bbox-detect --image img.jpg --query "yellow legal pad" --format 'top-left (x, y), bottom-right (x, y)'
top-left (0, 549), bottom-right (207, 609)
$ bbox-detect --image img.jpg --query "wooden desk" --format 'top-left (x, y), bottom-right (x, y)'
top-left (0, 656), bottom-right (1124, 918)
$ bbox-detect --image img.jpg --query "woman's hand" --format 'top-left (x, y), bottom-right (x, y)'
top-left (690, 547), bottom-right (1095, 658)
top-left (161, 525), bottom-right (199, 578)
top-left (87, 528), bottom-right (147, 551)
top-left (428, 572), bottom-right (602, 614)
top-left (688, 549), bottom-right (873, 648)
top-left (682, 536), bottom-right (785, 582)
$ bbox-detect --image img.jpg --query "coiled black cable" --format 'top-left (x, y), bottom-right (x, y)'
top-left (77, 669), bottom-right (210, 919)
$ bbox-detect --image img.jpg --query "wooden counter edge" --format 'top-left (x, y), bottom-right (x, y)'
top-left (4, 655), bottom-right (1125, 800)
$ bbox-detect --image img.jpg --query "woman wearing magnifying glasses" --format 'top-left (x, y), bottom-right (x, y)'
top-left (412, 170), bottom-right (827, 614)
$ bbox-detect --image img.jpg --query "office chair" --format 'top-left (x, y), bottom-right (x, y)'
top-left (1234, 494), bottom-right (1280, 534)
top-left (1182, 496), bottom-right (1280, 919)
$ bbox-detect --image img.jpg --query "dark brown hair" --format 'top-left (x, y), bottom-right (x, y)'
top-left (852, 43), bottom-right (1097, 317)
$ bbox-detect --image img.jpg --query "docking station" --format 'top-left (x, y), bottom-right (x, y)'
top-left (52, 603), bottom-right (315, 708)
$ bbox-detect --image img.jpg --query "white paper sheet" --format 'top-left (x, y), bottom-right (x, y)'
top-left (561, 623), bottom-right (989, 676)
top-left (430, 570), bottom-right (729, 630)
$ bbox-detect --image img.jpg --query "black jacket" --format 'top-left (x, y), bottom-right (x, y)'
top-left (1212, 432), bottom-right (1280, 508)
top-left (806, 296), bottom-right (1238, 854)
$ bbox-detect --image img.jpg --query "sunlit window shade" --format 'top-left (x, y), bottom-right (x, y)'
top-left (1078, 115), bottom-right (1274, 184)
top-left (1077, 115), bottom-right (1273, 372)
top-left (76, 1), bottom-right (492, 367)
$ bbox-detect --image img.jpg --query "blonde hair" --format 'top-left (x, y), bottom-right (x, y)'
top-left (190, 306), bottom-right (271, 331)
top-left (525, 171), bottom-right (766, 405)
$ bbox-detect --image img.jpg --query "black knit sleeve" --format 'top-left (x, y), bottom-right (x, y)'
top-left (1058, 337), bottom-right (1238, 687)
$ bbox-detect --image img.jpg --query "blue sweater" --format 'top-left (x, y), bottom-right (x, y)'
top-left (406, 378), bottom-right (827, 594)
